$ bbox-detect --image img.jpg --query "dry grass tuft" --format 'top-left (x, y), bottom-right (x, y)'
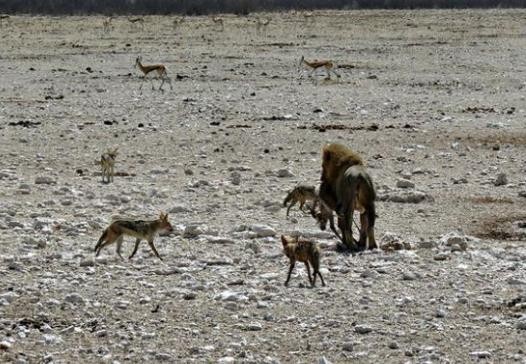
top-left (472, 213), bottom-right (526, 241)
top-left (466, 195), bottom-right (514, 204)
top-left (461, 132), bottom-right (526, 147)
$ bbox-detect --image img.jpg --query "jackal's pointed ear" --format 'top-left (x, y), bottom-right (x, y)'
top-left (281, 235), bottom-right (288, 247)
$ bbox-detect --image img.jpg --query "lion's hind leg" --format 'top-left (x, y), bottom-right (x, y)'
top-left (341, 204), bottom-right (358, 251)
top-left (366, 201), bottom-right (377, 249)
top-left (342, 174), bottom-right (363, 251)
top-left (359, 212), bottom-right (368, 250)
top-left (358, 177), bottom-right (377, 250)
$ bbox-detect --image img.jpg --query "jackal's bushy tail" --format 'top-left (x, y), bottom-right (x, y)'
top-left (283, 191), bottom-right (293, 207)
top-left (94, 228), bottom-right (108, 252)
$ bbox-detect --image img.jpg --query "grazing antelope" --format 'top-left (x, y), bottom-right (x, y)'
top-left (100, 148), bottom-right (118, 183)
top-left (173, 16), bottom-right (185, 30)
top-left (134, 56), bottom-right (173, 91)
top-left (298, 55), bottom-right (341, 81)
top-left (94, 212), bottom-right (174, 261)
top-left (102, 16), bottom-right (113, 33)
top-left (0, 14), bottom-right (10, 26)
top-left (212, 16), bottom-right (224, 30)
top-left (303, 11), bottom-right (315, 23)
top-left (256, 17), bottom-right (270, 34)
top-left (128, 17), bottom-right (144, 29)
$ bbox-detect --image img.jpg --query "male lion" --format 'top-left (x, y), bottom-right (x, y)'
top-left (319, 143), bottom-right (377, 251)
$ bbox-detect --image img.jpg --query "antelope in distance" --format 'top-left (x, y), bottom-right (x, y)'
top-left (173, 16), bottom-right (185, 30)
top-left (256, 17), bottom-right (271, 34)
top-left (211, 16), bottom-right (224, 31)
top-left (128, 17), bottom-right (144, 30)
top-left (298, 56), bottom-right (341, 81)
top-left (303, 11), bottom-right (316, 23)
top-left (0, 14), bottom-right (10, 27)
top-left (102, 16), bottom-right (114, 33)
top-left (134, 56), bottom-right (173, 92)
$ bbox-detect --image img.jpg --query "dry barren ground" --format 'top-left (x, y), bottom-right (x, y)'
top-left (0, 9), bottom-right (525, 363)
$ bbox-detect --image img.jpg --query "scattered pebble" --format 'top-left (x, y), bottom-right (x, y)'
top-left (378, 190), bottom-right (433, 203)
top-left (0, 341), bottom-right (12, 351)
top-left (318, 357), bottom-right (333, 364)
top-left (64, 293), bottom-right (85, 305)
top-left (276, 168), bottom-right (294, 178)
top-left (215, 291), bottom-right (249, 303)
top-left (35, 176), bottom-right (57, 185)
top-left (494, 173), bottom-right (508, 186)
top-left (342, 342), bottom-right (354, 352)
top-left (396, 178), bottom-right (415, 189)
top-left (470, 351), bottom-right (491, 359)
top-left (354, 324), bottom-right (373, 334)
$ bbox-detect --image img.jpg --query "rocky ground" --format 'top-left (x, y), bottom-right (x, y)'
top-left (0, 9), bottom-right (525, 363)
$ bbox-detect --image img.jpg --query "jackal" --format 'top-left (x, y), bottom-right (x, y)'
top-left (283, 184), bottom-right (318, 217)
top-left (281, 235), bottom-right (326, 287)
top-left (100, 148), bottom-right (118, 183)
top-left (312, 199), bottom-right (342, 241)
top-left (94, 212), bottom-right (173, 261)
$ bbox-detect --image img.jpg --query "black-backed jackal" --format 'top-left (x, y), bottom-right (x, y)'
top-left (283, 184), bottom-right (318, 217)
top-left (94, 212), bottom-right (173, 261)
top-left (311, 199), bottom-right (343, 241)
top-left (100, 148), bottom-right (118, 183)
top-left (281, 235), bottom-right (326, 287)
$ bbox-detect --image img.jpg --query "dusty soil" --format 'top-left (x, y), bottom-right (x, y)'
top-left (0, 9), bottom-right (525, 363)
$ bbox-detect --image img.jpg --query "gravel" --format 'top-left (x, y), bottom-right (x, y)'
top-left (0, 9), bottom-right (524, 364)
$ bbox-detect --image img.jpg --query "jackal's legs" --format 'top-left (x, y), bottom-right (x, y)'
top-left (286, 201), bottom-right (297, 217)
top-left (115, 236), bottom-right (124, 260)
top-left (285, 261), bottom-right (295, 286)
top-left (129, 238), bottom-right (142, 259)
top-left (147, 239), bottom-right (163, 261)
top-left (96, 234), bottom-right (121, 256)
top-left (304, 262), bottom-right (313, 286)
